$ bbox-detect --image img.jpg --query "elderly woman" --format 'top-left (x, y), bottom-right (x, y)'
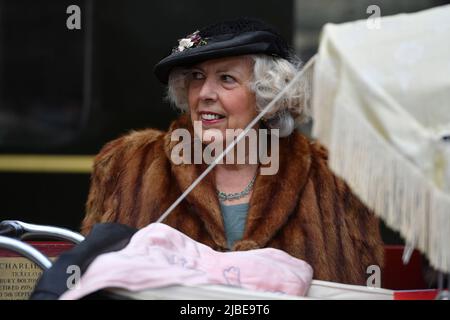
top-left (81, 18), bottom-right (384, 285)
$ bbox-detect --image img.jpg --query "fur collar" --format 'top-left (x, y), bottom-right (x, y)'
top-left (162, 114), bottom-right (313, 250)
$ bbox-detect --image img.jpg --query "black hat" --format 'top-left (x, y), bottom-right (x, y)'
top-left (154, 17), bottom-right (291, 84)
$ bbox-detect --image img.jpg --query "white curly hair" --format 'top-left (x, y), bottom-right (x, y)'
top-left (166, 54), bottom-right (311, 137)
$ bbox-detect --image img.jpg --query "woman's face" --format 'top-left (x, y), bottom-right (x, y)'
top-left (188, 56), bottom-right (258, 144)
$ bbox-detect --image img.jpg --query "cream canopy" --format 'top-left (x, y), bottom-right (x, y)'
top-left (312, 5), bottom-right (450, 272)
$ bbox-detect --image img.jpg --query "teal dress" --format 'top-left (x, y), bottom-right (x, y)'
top-left (219, 202), bottom-right (249, 249)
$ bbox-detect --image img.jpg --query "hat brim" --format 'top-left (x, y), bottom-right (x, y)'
top-left (154, 31), bottom-right (287, 84)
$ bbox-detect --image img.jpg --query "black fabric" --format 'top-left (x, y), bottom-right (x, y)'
top-left (30, 223), bottom-right (137, 300)
top-left (199, 17), bottom-right (286, 44)
top-left (154, 17), bottom-right (292, 84)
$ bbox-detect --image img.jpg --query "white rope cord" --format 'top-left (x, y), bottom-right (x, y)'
top-left (157, 54), bottom-right (317, 223)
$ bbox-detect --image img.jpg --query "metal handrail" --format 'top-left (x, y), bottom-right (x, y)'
top-left (0, 220), bottom-right (84, 244)
top-left (0, 236), bottom-right (52, 270)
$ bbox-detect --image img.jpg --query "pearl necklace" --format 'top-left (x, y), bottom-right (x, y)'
top-left (217, 172), bottom-right (258, 202)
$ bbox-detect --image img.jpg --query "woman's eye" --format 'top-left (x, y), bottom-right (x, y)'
top-left (191, 71), bottom-right (204, 80)
top-left (221, 74), bottom-right (236, 83)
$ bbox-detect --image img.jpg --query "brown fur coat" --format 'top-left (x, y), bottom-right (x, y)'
top-left (81, 115), bottom-right (384, 285)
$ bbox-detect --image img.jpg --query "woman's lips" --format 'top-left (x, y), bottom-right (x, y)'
top-left (201, 117), bottom-right (225, 125)
top-left (199, 112), bottom-right (226, 126)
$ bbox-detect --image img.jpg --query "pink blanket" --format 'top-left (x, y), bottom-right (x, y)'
top-left (60, 223), bottom-right (313, 299)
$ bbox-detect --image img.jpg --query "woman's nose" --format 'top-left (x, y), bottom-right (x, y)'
top-left (198, 78), bottom-right (218, 102)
